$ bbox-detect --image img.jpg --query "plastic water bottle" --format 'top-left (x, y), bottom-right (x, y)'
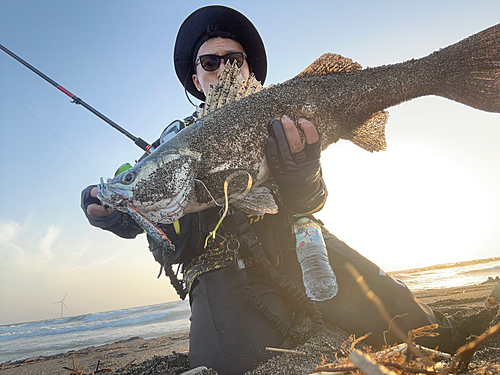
top-left (294, 217), bottom-right (338, 301)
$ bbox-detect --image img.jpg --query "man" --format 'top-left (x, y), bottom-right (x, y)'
top-left (82, 5), bottom-right (450, 374)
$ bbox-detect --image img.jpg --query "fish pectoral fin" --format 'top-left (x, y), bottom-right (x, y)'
top-left (231, 186), bottom-right (279, 215)
top-left (295, 53), bottom-right (362, 79)
top-left (350, 110), bottom-right (389, 152)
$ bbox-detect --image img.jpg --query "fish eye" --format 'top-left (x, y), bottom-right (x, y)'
top-left (122, 172), bottom-right (136, 185)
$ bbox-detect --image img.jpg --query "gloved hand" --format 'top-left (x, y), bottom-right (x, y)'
top-left (81, 185), bottom-right (115, 217)
top-left (266, 115), bottom-right (326, 213)
top-left (81, 185), bottom-right (144, 238)
top-left (81, 185), bottom-right (120, 227)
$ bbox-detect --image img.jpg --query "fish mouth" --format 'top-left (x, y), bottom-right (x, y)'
top-left (97, 176), bottom-right (195, 224)
top-left (97, 177), bottom-right (133, 208)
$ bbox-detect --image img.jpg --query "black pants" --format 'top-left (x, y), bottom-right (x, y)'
top-left (189, 266), bottom-right (293, 375)
top-left (282, 231), bottom-right (450, 349)
top-left (188, 232), bottom-right (451, 374)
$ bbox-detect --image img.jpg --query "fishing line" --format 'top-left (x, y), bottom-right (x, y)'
top-left (193, 179), bottom-right (224, 207)
top-left (204, 171), bottom-right (253, 247)
top-left (0, 83), bottom-right (103, 176)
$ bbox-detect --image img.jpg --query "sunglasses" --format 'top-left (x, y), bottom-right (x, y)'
top-left (195, 52), bottom-right (247, 72)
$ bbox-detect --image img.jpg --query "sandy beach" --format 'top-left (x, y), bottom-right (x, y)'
top-left (1, 282), bottom-right (499, 375)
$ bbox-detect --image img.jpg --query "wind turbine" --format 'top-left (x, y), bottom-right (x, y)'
top-left (52, 293), bottom-right (68, 318)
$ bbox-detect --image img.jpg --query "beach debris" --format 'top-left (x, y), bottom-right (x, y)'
top-left (374, 342), bottom-right (451, 361)
top-left (179, 366), bottom-right (209, 375)
top-left (340, 332), bottom-right (372, 357)
top-left (63, 356), bottom-right (113, 375)
top-left (265, 347), bottom-right (307, 355)
top-left (113, 352), bottom-right (191, 375)
top-left (486, 297), bottom-right (498, 307)
top-left (63, 356), bottom-right (84, 375)
top-left (468, 364), bottom-right (500, 374)
top-left (375, 343), bottom-right (408, 359)
top-left (450, 321), bottom-right (500, 374)
top-left (312, 341), bottom-right (450, 374)
top-left (307, 265), bottom-right (457, 375)
top-left (489, 282), bottom-right (500, 302)
top-left (92, 360), bottom-right (113, 373)
top-left (98, 24), bottom-right (500, 225)
top-left (349, 349), bottom-right (397, 375)
top-left (374, 342), bottom-right (451, 362)
top-left (345, 262), bottom-right (436, 363)
top-left (309, 320), bottom-right (498, 375)
top-left (414, 345), bottom-right (451, 360)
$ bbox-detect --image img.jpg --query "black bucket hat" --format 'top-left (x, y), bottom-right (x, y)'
top-left (174, 5), bottom-right (267, 101)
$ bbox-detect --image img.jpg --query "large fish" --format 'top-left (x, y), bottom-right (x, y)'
top-left (98, 24), bottom-right (500, 224)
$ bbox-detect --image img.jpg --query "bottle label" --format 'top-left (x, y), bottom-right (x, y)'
top-left (296, 225), bottom-right (325, 248)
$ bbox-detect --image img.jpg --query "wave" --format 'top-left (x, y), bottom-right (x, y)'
top-left (462, 264), bottom-right (500, 275)
top-left (0, 301), bottom-right (190, 341)
top-left (394, 256), bottom-right (500, 275)
top-left (390, 256), bottom-right (500, 291)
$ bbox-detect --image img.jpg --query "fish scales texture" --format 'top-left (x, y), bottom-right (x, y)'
top-left (98, 23), bottom-right (500, 224)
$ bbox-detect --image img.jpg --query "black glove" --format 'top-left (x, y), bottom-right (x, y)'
top-left (81, 185), bottom-right (102, 211)
top-left (81, 185), bottom-right (143, 238)
top-left (81, 185), bottom-right (120, 227)
top-left (266, 119), bottom-right (326, 213)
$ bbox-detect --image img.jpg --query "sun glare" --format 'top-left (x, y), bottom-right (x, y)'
top-left (317, 141), bottom-right (495, 271)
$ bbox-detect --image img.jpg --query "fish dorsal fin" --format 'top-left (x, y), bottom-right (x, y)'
top-left (296, 53), bottom-right (388, 152)
top-left (295, 53), bottom-right (362, 78)
top-left (197, 60), bottom-right (264, 118)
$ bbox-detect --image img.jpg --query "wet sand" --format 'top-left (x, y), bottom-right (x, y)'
top-left (1, 282), bottom-right (499, 375)
top-left (0, 332), bottom-right (190, 375)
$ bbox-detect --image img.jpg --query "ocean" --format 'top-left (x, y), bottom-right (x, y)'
top-left (1, 256), bottom-right (499, 364)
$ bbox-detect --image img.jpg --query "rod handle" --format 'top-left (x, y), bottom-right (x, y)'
top-left (135, 137), bottom-right (153, 153)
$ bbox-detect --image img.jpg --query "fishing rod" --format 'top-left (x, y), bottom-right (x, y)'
top-left (0, 43), bottom-right (153, 154)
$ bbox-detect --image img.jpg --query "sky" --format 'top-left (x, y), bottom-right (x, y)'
top-left (0, 1), bottom-right (499, 325)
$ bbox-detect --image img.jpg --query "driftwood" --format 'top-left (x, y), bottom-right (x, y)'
top-left (63, 355), bottom-right (112, 375)
top-left (309, 265), bottom-right (500, 375)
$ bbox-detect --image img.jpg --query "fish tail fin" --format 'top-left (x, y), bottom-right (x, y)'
top-left (433, 23), bottom-right (500, 113)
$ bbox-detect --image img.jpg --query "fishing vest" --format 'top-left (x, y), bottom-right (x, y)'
top-left (147, 185), bottom-right (297, 286)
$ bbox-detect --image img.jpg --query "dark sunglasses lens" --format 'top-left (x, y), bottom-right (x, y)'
top-left (225, 53), bottom-right (244, 68)
top-left (200, 55), bottom-right (220, 71)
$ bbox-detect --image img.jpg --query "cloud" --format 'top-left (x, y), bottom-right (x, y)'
top-left (39, 225), bottom-right (61, 261)
top-left (0, 220), bottom-right (22, 245)
top-left (0, 221), bottom-right (25, 262)
top-left (0, 220), bottom-right (63, 265)
top-left (0, 216), bottom-right (175, 325)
